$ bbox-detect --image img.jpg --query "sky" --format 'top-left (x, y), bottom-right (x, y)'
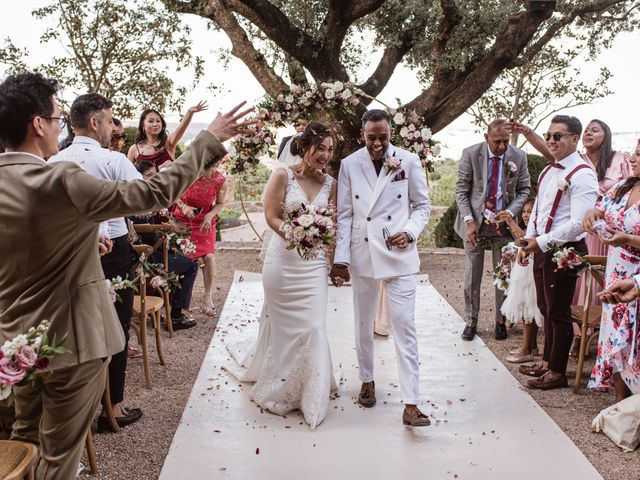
top-left (4, 1), bottom-right (640, 158)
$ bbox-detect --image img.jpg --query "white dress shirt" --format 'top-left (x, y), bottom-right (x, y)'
top-left (525, 150), bottom-right (598, 252)
top-left (49, 136), bottom-right (142, 239)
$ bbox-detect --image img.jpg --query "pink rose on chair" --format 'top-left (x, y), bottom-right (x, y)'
top-left (150, 276), bottom-right (168, 290)
top-left (16, 345), bottom-right (37, 369)
top-left (0, 358), bottom-right (26, 385)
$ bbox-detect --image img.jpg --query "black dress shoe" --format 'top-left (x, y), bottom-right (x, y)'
top-left (495, 322), bottom-right (508, 340)
top-left (97, 407), bottom-right (143, 433)
top-left (461, 325), bottom-right (476, 341)
top-left (171, 314), bottom-right (197, 330)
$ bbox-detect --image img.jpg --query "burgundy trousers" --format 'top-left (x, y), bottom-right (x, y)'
top-left (533, 240), bottom-right (586, 374)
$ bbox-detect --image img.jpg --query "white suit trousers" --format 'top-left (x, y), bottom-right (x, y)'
top-left (352, 274), bottom-right (420, 405)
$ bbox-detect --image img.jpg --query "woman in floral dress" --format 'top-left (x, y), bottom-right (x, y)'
top-left (583, 151), bottom-right (640, 401)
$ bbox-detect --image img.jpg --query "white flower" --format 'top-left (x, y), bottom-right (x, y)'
top-left (420, 127), bottom-right (432, 141)
top-left (227, 144), bottom-right (237, 157)
top-left (320, 82), bottom-right (333, 89)
top-left (297, 214), bottom-right (315, 228)
top-left (32, 336), bottom-right (43, 351)
top-left (414, 143), bottom-right (424, 152)
top-left (399, 126), bottom-right (409, 138)
top-left (1, 340), bottom-right (17, 357)
top-left (333, 81), bottom-right (344, 92)
top-left (432, 144), bottom-right (441, 156)
top-left (13, 334), bottom-right (28, 350)
top-left (507, 161), bottom-right (517, 173)
top-left (308, 226), bottom-right (320, 237)
top-left (289, 84), bottom-right (298, 93)
top-left (272, 112), bottom-right (282, 122)
top-left (557, 178), bottom-right (569, 191)
top-left (285, 94), bottom-right (294, 103)
top-left (413, 131), bottom-right (422, 139)
top-left (324, 89), bottom-right (335, 100)
top-left (340, 89), bottom-right (352, 100)
top-left (292, 226), bottom-right (306, 240)
top-left (393, 112), bottom-right (405, 125)
top-left (277, 94), bottom-right (284, 101)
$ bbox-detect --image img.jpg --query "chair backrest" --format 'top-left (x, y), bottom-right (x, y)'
top-left (584, 255), bottom-right (607, 288)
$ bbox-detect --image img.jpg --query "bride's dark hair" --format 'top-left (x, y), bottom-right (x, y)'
top-left (290, 121), bottom-right (333, 158)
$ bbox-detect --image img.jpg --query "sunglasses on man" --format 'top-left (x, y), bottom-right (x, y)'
top-left (543, 132), bottom-right (576, 142)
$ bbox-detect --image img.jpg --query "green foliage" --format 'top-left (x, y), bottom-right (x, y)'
top-left (123, 126), bottom-right (138, 155)
top-left (1, 0), bottom-right (203, 119)
top-left (434, 202), bottom-right (463, 249)
top-left (527, 153), bottom-right (549, 197)
top-left (218, 208), bottom-right (242, 221)
top-left (468, 44), bottom-right (612, 144)
top-left (235, 163), bottom-right (271, 202)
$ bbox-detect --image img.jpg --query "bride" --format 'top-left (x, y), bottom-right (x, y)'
top-left (227, 122), bottom-right (337, 429)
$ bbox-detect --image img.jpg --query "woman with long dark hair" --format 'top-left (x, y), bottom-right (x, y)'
top-left (127, 100), bottom-right (207, 170)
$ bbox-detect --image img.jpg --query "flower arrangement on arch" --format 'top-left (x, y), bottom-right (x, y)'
top-left (228, 121), bottom-right (276, 175)
top-left (387, 108), bottom-right (440, 173)
top-left (0, 320), bottom-right (70, 402)
top-left (281, 203), bottom-right (336, 260)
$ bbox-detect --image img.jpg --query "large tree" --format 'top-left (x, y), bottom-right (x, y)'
top-left (468, 44), bottom-right (613, 146)
top-left (1, 0), bottom-right (203, 118)
top-left (163, 0), bottom-right (639, 146)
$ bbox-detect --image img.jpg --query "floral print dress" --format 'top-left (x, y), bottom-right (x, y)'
top-left (588, 182), bottom-right (640, 393)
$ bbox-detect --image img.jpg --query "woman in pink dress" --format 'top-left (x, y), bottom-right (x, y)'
top-left (127, 101), bottom-right (208, 171)
top-left (171, 165), bottom-right (228, 315)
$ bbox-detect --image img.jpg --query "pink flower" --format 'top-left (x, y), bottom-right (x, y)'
top-left (35, 357), bottom-right (50, 370)
top-left (150, 276), bottom-right (167, 290)
top-left (16, 345), bottom-right (37, 369)
top-left (0, 358), bottom-right (26, 385)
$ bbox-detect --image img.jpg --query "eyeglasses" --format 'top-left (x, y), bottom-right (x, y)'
top-left (382, 226), bottom-right (392, 251)
top-left (543, 132), bottom-right (575, 142)
top-left (112, 134), bottom-right (127, 141)
top-left (41, 116), bottom-right (67, 129)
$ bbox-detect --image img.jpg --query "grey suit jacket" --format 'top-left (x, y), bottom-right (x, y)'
top-left (0, 131), bottom-right (226, 369)
top-left (454, 142), bottom-right (530, 239)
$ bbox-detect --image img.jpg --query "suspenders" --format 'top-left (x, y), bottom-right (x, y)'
top-left (533, 163), bottom-right (591, 234)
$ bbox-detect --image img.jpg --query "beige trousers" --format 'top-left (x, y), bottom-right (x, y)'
top-left (11, 358), bottom-right (107, 480)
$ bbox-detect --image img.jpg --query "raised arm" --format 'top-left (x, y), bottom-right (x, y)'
top-left (166, 100), bottom-right (208, 157)
top-left (506, 121), bottom-right (554, 162)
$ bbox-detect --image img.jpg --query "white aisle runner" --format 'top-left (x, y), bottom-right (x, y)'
top-left (160, 271), bottom-right (602, 480)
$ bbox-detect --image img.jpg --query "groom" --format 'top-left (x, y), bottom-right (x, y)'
top-left (331, 109), bottom-right (431, 426)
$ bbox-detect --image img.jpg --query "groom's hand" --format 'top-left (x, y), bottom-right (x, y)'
top-left (330, 264), bottom-right (350, 286)
top-left (387, 232), bottom-right (412, 249)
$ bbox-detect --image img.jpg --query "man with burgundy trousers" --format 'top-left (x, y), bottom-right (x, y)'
top-left (519, 115), bottom-right (598, 390)
top-left (455, 119), bottom-right (530, 341)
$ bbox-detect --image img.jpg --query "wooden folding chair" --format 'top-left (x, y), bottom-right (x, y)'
top-left (133, 223), bottom-right (175, 337)
top-left (570, 255), bottom-right (607, 393)
top-left (0, 440), bottom-right (37, 479)
top-left (131, 245), bottom-right (166, 388)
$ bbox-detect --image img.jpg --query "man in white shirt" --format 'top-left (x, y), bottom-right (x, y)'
top-left (49, 93), bottom-right (145, 431)
top-left (519, 115), bottom-right (599, 390)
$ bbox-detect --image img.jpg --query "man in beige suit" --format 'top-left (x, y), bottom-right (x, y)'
top-left (0, 72), bottom-right (251, 479)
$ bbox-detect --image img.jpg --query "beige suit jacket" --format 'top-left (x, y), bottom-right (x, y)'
top-left (0, 131), bottom-right (226, 369)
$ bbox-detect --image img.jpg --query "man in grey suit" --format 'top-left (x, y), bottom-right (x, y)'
top-left (455, 119), bottom-right (531, 341)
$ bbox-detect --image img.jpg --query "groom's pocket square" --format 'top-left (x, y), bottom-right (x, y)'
top-left (391, 171), bottom-right (406, 182)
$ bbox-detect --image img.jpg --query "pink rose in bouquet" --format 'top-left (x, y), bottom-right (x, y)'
top-left (0, 358), bottom-right (26, 385)
top-left (16, 345), bottom-right (37, 370)
top-left (551, 245), bottom-right (589, 271)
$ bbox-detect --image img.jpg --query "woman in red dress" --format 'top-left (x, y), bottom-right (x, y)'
top-left (127, 101), bottom-right (207, 171)
top-left (172, 165), bottom-right (228, 315)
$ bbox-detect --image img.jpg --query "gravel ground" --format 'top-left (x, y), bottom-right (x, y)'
top-left (80, 248), bottom-right (639, 479)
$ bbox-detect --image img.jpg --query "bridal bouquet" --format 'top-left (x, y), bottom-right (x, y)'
top-left (281, 203), bottom-right (336, 260)
top-left (0, 320), bottom-right (70, 402)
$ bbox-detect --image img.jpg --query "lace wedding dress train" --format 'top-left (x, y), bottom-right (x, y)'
top-left (226, 169), bottom-right (337, 429)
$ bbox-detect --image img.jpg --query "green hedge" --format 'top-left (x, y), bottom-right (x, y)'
top-left (434, 153), bottom-right (548, 248)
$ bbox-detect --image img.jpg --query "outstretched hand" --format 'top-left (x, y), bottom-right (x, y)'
top-left (598, 278), bottom-right (639, 304)
top-left (188, 100), bottom-right (208, 114)
top-left (207, 101), bottom-right (257, 142)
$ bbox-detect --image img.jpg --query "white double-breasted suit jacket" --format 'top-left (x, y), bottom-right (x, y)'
top-left (334, 144), bottom-right (431, 279)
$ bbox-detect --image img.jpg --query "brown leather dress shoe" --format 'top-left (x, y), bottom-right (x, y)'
top-left (358, 381), bottom-right (376, 408)
top-left (526, 374), bottom-right (568, 390)
top-left (402, 407), bottom-right (431, 427)
top-left (518, 363), bottom-right (549, 377)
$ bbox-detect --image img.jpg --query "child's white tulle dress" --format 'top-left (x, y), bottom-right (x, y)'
top-left (500, 252), bottom-right (543, 326)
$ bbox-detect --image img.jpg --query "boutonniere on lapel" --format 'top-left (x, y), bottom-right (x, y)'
top-left (383, 155), bottom-right (401, 173)
top-left (507, 161), bottom-right (517, 173)
top-left (557, 178), bottom-right (570, 192)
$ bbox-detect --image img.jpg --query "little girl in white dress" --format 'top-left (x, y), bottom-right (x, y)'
top-left (498, 199), bottom-right (543, 363)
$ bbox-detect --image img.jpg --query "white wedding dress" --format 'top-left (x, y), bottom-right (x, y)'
top-left (226, 168), bottom-right (337, 429)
